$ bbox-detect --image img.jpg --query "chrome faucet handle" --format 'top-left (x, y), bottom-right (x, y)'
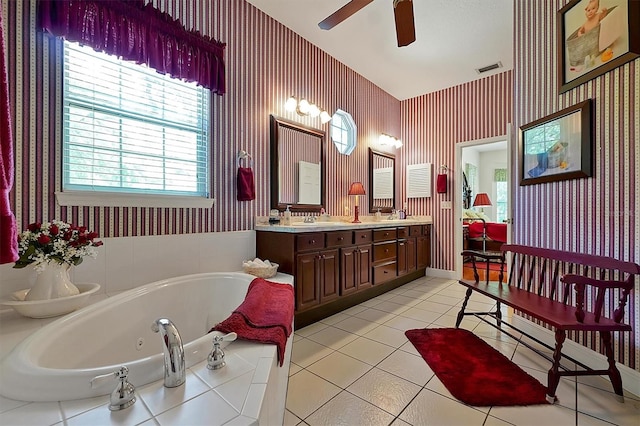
top-left (207, 332), bottom-right (237, 370)
top-left (303, 215), bottom-right (316, 223)
top-left (90, 366), bottom-right (136, 411)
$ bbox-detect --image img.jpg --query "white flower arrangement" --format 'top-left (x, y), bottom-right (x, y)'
top-left (14, 220), bottom-right (103, 271)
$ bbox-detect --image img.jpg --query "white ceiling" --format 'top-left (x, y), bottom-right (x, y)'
top-left (246, 0), bottom-right (514, 101)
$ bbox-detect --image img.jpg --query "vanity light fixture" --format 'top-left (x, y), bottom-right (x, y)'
top-left (348, 181), bottom-right (366, 223)
top-left (379, 133), bottom-right (403, 149)
top-left (284, 96), bottom-right (332, 123)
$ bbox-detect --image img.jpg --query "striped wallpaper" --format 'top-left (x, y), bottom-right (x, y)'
top-left (399, 71), bottom-right (514, 272)
top-left (4, 0), bottom-right (399, 237)
top-left (510, 0), bottom-right (639, 371)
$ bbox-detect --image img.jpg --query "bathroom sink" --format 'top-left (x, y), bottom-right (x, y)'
top-left (290, 221), bottom-right (347, 227)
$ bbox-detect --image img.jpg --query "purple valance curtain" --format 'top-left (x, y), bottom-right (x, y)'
top-left (39, 0), bottom-right (226, 94)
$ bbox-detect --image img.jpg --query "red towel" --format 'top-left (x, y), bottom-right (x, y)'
top-left (237, 167), bottom-right (255, 201)
top-left (436, 174), bottom-right (447, 193)
top-left (211, 278), bottom-right (294, 366)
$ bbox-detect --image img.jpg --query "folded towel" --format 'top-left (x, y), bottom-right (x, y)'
top-left (436, 174), bottom-right (447, 193)
top-left (210, 278), bottom-right (294, 366)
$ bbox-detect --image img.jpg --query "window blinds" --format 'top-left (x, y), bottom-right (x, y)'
top-left (63, 42), bottom-right (210, 197)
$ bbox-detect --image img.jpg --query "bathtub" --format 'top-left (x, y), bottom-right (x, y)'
top-left (0, 272), bottom-right (293, 409)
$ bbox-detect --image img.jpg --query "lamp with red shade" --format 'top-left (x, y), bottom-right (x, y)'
top-left (473, 192), bottom-right (492, 213)
top-left (348, 182), bottom-right (366, 223)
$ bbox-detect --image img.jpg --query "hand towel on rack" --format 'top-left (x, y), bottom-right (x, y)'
top-left (436, 174), bottom-right (447, 193)
top-left (237, 166), bottom-right (255, 201)
top-left (210, 278), bottom-right (294, 366)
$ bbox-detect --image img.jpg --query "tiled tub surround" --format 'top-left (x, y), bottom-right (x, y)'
top-left (0, 272), bottom-right (294, 425)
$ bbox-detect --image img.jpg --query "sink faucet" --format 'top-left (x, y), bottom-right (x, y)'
top-left (303, 215), bottom-right (317, 223)
top-left (151, 318), bottom-right (185, 388)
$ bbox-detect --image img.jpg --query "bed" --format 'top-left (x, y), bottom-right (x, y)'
top-left (462, 217), bottom-right (507, 252)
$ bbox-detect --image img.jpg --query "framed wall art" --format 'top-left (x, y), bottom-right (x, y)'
top-left (557, 0), bottom-right (639, 93)
top-left (519, 100), bottom-right (592, 186)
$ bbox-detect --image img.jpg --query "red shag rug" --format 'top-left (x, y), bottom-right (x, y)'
top-left (405, 328), bottom-right (550, 406)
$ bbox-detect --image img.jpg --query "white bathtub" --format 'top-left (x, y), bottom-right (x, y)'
top-left (0, 272), bottom-right (293, 407)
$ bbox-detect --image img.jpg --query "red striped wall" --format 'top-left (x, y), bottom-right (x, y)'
top-left (4, 0), bottom-right (399, 236)
top-left (511, 0), bottom-right (639, 370)
top-left (399, 72), bottom-right (513, 271)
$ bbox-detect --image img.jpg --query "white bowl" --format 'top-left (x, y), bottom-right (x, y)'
top-left (1, 283), bottom-right (101, 318)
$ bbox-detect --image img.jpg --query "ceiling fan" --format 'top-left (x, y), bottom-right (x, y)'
top-left (318, 0), bottom-right (416, 47)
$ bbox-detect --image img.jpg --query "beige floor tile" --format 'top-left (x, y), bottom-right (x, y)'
top-left (399, 388), bottom-right (488, 425)
top-left (333, 315), bottom-right (380, 335)
top-left (488, 403), bottom-right (590, 426)
top-left (305, 325), bottom-right (359, 350)
top-left (377, 349), bottom-right (434, 386)
top-left (338, 336), bottom-right (396, 366)
top-left (290, 338), bottom-right (334, 368)
top-left (306, 351), bottom-right (372, 388)
top-left (283, 409), bottom-right (303, 426)
top-left (363, 324), bottom-right (409, 348)
top-left (387, 294), bottom-right (423, 307)
top-left (304, 391), bottom-right (394, 426)
top-left (318, 312), bottom-right (349, 326)
top-left (383, 314), bottom-right (429, 332)
top-left (285, 370), bottom-right (341, 420)
top-left (426, 293), bottom-right (461, 306)
top-left (413, 299), bottom-right (453, 314)
top-left (353, 307), bottom-right (396, 324)
top-left (372, 300), bottom-right (411, 315)
top-left (347, 368), bottom-right (421, 416)
top-left (398, 306), bottom-right (442, 323)
top-left (295, 321), bottom-right (329, 337)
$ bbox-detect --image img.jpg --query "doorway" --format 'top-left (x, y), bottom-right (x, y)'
top-left (454, 135), bottom-right (512, 277)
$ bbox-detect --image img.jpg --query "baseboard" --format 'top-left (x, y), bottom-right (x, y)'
top-left (511, 316), bottom-right (640, 397)
top-left (425, 268), bottom-right (458, 280)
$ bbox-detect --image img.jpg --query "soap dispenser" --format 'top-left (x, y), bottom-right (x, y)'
top-left (375, 209), bottom-right (382, 221)
top-left (284, 205), bottom-right (292, 225)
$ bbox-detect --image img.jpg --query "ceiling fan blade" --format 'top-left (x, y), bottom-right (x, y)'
top-left (394, 0), bottom-right (416, 47)
top-left (318, 0), bottom-right (374, 30)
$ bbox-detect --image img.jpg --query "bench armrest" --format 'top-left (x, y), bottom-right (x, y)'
top-left (561, 273), bottom-right (633, 323)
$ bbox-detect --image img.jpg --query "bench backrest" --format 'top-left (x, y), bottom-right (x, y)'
top-left (500, 244), bottom-right (640, 324)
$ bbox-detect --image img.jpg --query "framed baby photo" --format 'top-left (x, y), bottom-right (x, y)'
top-left (557, 0), bottom-right (640, 93)
top-left (519, 100), bottom-right (592, 186)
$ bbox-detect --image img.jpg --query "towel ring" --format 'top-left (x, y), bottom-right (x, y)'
top-left (237, 150), bottom-right (253, 168)
top-left (440, 165), bottom-right (451, 173)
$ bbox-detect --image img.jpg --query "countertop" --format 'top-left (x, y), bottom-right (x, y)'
top-left (255, 216), bottom-right (432, 233)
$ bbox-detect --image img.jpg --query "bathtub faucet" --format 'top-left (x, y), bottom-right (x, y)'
top-left (151, 318), bottom-right (186, 388)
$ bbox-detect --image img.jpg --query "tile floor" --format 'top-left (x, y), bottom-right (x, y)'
top-left (283, 276), bottom-right (640, 426)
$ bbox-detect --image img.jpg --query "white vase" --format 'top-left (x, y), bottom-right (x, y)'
top-left (25, 263), bottom-right (80, 301)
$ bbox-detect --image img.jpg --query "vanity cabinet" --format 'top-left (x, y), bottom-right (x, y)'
top-left (417, 225), bottom-right (431, 269)
top-left (256, 222), bottom-right (431, 328)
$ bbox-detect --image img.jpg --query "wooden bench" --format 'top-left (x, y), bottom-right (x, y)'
top-left (456, 244), bottom-right (640, 403)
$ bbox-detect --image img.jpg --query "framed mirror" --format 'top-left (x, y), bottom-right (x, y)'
top-left (368, 148), bottom-right (395, 213)
top-left (270, 115), bottom-right (325, 212)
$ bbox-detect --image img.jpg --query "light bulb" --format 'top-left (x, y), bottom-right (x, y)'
top-left (309, 104), bottom-right (320, 117)
top-left (297, 99), bottom-right (310, 115)
top-left (320, 111), bottom-right (331, 123)
top-left (284, 96), bottom-right (297, 112)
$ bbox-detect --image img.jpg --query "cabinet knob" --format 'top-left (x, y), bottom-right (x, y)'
top-left (338, 237), bottom-right (343, 241)
top-left (385, 249), bottom-right (389, 253)
top-left (310, 239), bottom-right (315, 244)
top-left (361, 234), bottom-right (366, 238)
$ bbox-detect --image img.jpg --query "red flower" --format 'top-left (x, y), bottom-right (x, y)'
top-left (28, 222), bottom-right (41, 232)
top-left (88, 231), bottom-right (99, 240)
top-left (49, 224), bottom-right (59, 236)
top-left (63, 231), bottom-right (73, 241)
top-left (37, 234), bottom-right (51, 245)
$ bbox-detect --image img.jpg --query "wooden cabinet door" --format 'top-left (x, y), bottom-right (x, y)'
top-left (320, 249), bottom-right (339, 303)
top-left (407, 237), bottom-right (417, 272)
top-left (397, 240), bottom-right (408, 276)
top-left (356, 244), bottom-right (372, 290)
top-left (296, 252), bottom-right (320, 311)
top-left (340, 247), bottom-right (358, 296)
top-left (417, 235), bottom-right (431, 269)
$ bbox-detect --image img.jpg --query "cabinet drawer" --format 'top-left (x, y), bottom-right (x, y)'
top-left (326, 231), bottom-right (352, 248)
top-left (397, 227), bottom-right (409, 239)
top-left (373, 241), bottom-right (396, 262)
top-left (373, 261), bottom-right (397, 284)
top-left (296, 233), bottom-right (325, 251)
top-left (373, 228), bottom-right (397, 242)
top-left (410, 225), bottom-right (423, 237)
top-left (353, 230), bottom-right (372, 244)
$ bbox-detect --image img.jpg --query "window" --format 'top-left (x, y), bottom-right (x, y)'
top-left (494, 168), bottom-right (508, 223)
top-left (61, 41), bottom-right (210, 205)
top-left (523, 120), bottom-right (560, 155)
top-left (330, 109), bottom-right (356, 155)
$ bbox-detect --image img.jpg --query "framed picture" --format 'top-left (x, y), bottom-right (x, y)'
top-left (519, 100), bottom-right (592, 186)
top-left (557, 0), bottom-right (639, 93)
